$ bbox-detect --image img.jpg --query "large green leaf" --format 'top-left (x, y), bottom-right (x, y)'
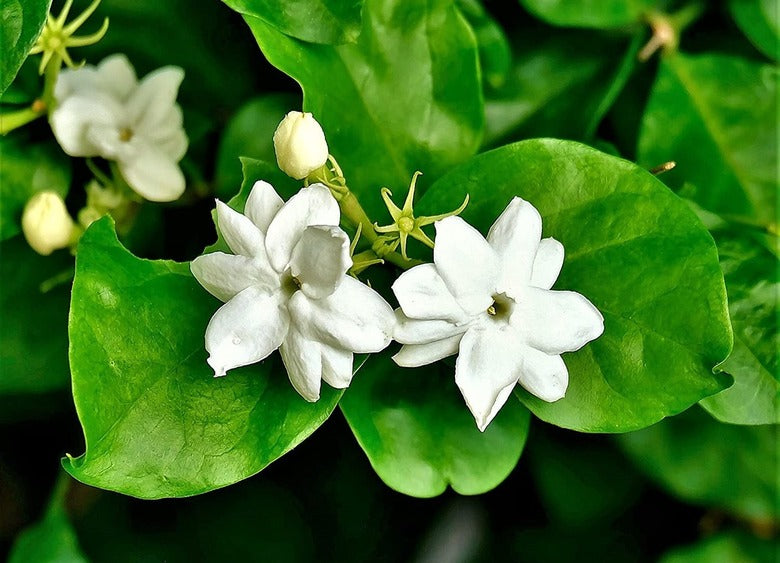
top-left (340, 353), bottom-right (530, 497)
top-left (618, 406), bottom-right (778, 522)
top-left (0, 236), bottom-right (72, 395)
top-left (484, 30), bottom-right (640, 147)
top-left (700, 227), bottom-right (779, 425)
top-left (215, 93), bottom-right (299, 199)
top-left (63, 218), bottom-right (341, 498)
top-left (0, 135), bottom-right (71, 241)
top-left (729, 0), bottom-right (778, 60)
top-left (0, 0), bottom-right (49, 95)
top-left (638, 52), bottom-right (778, 227)
top-left (244, 0), bottom-right (483, 215)
top-left (222, 0), bottom-right (364, 44)
top-left (518, 0), bottom-right (663, 29)
top-left (418, 139), bottom-right (732, 432)
top-left (659, 531), bottom-right (776, 563)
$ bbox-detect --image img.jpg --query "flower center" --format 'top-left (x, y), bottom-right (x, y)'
top-left (486, 293), bottom-right (513, 321)
top-left (119, 127), bottom-right (134, 142)
top-left (397, 215), bottom-right (415, 234)
top-left (281, 271), bottom-right (302, 297)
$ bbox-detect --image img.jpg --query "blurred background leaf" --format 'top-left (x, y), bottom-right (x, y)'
top-left (638, 52), bottom-right (778, 227)
top-left (728, 0), bottom-right (778, 60)
top-left (517, 0), bottom-right (669, 29)
top-left (0, 134), bottom-right (70, 241)
top-left (700, 225), bottom-right (779, 425)
top-left (618, 406), bottom-right (778, 523)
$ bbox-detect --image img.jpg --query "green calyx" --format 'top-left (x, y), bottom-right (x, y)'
top-left (30, 0), bottom-right (109, 74)
top-left (375, 171), bottom-right (469, 259)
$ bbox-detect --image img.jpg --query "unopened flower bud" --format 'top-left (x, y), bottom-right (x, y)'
top-left (273, 111), bottom-right (329, 180)
top-left (22, 191), bottom-right (76, 255)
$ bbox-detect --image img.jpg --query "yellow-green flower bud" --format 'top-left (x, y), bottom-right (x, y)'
top-left (273, 111), bottom-right (329, 180)
top-left (22, 191), bottom-right (76, 255)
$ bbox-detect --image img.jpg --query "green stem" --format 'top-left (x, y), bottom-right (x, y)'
top-left (0, 53), bottom-right (63, 135)
top-left (0, 107), bottom-right (44, 135)
top-left (42, 54), bottom-right (63, 112)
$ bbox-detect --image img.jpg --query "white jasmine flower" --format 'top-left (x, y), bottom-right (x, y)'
top-left (191, 181), bottom-right (395, 401)
top-left (392, 198), bottom-right (604, 431)
top-left (50, 54), bottom-right (188, 202)
top-left (273, 111), bottom-right (329, 180)
top-left (22, 191), bottom-right (77, 255)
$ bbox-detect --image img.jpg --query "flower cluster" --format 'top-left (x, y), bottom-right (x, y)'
top-left (193, 112), bottom-right (605, 430)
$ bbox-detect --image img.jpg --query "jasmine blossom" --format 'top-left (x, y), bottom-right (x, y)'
top-left (50, 54), bottom-right (188, 202)
top-left (392, 198), bottom-right (604, 431)
top-left (191, 181), bottom-right (395, 401)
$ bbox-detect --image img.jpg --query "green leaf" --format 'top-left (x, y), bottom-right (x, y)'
top-left (419, 139), bottom-right (732, 432)
top-left (0, 236), bottom-right (72, 395)
top-left (638, 52), bottom-right (778, 227)
top-left (0, 0), bottom-right (49, 95)
top-left (8, 475), bottom-right (88, 563)
top-left (340, 353), bottom-right (531, 497)
top-left (222, 0), bottom-right (364, 44)
top-left (0, 135), bottom-right (71, 241)
top-left (63, 218), bottom-right (341, 498)
top-left (215, 93), bottom-right (299, 199)
top-left (244, 0), bottom-right (484, 215)
top-left (729, 0), bottom-right (778, 60)
top-left (700, 226), bottom-right (779, 425)
top-left (618, 406), bottom-right (778, 522)
top-left (456, 0), bottom-right (511, 89)
top-left (659, 531), bottom-right (776, 563)
top-left (483, 30), bottom-right (640, 147)
top-left (518, 0), bottom-right (663, 29)
top-left (528, 431), bottom-right (643, 527)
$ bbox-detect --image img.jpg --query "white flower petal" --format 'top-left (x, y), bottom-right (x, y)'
top-left (50, 93), bottom-right (123, 156)
top-left (126, 66), bottom-right (185, 136)
top-left (265, 184), bottom-right (339, 271)
top-left (391, 263), bottom-right (468, 323)
top-left (530, 237), bottom-right (564, 290)
top-left (190, 252), bottom-right (278, 302)
top-left (280, 327), bottom-right (322, 402)
top-left (515, 346), bottom-right (568, 402)
top-left (205, 286), bottom-right (289, 377)
top-left (487, 197), bottom-right (542, 297)
top-left (118, 145), bottom-right (185, 202)
top-left (320, 343), bottom-right (354, 389)
top-left (392, 333), bottom-right (462, 368)
top-left (455, 323), bottom-right (523, 432)
top-left (393, 308), bottom-right (465, 345)
top-left (289, 276), bottom-right (394, 354)
top-left (140, 104), bottom-right (187, 161)
top-left (434, 217), bottom-right (498, 315)
top-left (245, 181), bottom-right (284, 233)
top-left (290, 226), bottom-right (351, 299)
top-left (96, 54), bottom-right (137, 101)
top-left (215, 200), bottom-right (266, 259)
top-left (513, 287), bottom-right (605, 355)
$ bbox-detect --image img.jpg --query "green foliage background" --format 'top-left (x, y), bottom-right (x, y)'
top-left (0, 0), bottom-right (776, 561)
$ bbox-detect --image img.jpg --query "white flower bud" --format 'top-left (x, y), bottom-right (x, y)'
top-left (22, 191), bottom-right (76, 256)
top-left (273, 111), bottom-right (329, 180)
